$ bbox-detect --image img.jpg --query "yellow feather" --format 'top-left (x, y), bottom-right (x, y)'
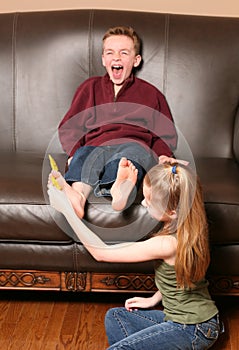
top-left (48, 154), bottom-right (59, 171)
top-left (48, 154), bottom-right (62, 190)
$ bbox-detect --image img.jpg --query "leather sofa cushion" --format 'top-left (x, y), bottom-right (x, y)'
top-left (0, 152), bottom-right (238, 246)
top-left (0, 152), bottom-right (161, 244)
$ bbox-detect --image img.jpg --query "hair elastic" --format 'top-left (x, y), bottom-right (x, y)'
top-left (172, 165), bottom-right (177, 175)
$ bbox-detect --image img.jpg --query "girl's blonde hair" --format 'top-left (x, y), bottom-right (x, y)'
top-left (102, 26), bottom-right (142, 56)
top-left (144, 163), bottom-right (210, 289)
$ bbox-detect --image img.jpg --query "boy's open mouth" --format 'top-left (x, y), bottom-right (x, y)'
top-left (112, 65), bottom-right (123, 78)
top-left (112, 65), bottom-right (123, 71)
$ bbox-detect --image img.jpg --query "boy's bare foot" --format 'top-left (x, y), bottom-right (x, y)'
top-left (49, 170), bottom-right (90, 219)
top-left (110, 157), bottom-right (138, 211)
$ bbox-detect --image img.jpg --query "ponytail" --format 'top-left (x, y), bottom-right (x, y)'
top-left (144, 163), bottom-right (210, 289)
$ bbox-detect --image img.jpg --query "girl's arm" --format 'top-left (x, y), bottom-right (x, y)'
top-left (125, 290), bottom-right (163, 311)
top-left (48, 185), bottom-right (176, 263)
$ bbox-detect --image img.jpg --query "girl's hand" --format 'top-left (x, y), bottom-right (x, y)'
top-left (47, 177), bottom-right (73, 216)
top-left (125, 290), bottom-right (162, 311)
top-left (158, 155), bottom-right (189, 166)
top-left (125, 295), bottom-right (160, 311)
top-left (125, 297), bottom-right (153, 311)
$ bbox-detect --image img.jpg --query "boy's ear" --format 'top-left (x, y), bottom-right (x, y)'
top-left (102, 55), bottom-right (106, 67)
top-left (134, 55), bottom-right (142, 67)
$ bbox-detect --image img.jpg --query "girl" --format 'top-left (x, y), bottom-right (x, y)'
top-left (48, 160), bottom-right (221, 349)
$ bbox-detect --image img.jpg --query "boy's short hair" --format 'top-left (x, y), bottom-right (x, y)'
top-left (102, 26), bottom-right (142, 55)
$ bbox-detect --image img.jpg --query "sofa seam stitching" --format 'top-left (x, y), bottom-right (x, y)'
top-left (88, 10), bottom-right (94, 77)
top-left (12, 12), bottom-right (18, 152)
top-left (73, 242), bottom-right (79, 273)
top-left (163, 14), bottom-right (169, 95)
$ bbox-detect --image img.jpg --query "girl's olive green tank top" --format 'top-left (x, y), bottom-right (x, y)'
top-left (154, 260), bottom-right (218, 324)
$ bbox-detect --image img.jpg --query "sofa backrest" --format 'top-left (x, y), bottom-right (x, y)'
top-left (0, 10), bottom-right (238, 160)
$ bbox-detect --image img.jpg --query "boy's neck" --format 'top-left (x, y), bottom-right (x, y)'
top-left (114, 83), bottom-right (123, 97)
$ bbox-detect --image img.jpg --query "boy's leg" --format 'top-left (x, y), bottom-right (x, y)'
top-left (71, 181), bottom-right (92, 218)
top-left (63, 146), bottom-right (105, 218)
top-left (110, 157), bottom-right (138, 211)
top-left (51, 171), bottom-right (92, 219)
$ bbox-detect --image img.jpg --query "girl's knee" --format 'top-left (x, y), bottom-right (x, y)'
top-left (105, 308), bottom-right (123, 342)
top-left (105, 307), bottom-right (127, 328)
top-left (105, 307), bottom-right (117, 325)
top-left (105, 307), bottom-right (121, 320)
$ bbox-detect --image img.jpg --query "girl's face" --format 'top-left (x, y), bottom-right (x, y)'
top-left (102, 35), bottom-right (141, 87)
top-left (142, 183), bottom-right (169, 222)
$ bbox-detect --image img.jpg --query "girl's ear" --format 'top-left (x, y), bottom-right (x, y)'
top-left (168, 210), bottom-right (177, 220)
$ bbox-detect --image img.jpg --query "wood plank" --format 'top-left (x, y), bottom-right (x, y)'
top-left (0, 300), bottom-right (13, 349)
top-left (39, 299), bottom-right (68, 350)
top-left (8, 300), bottom-right (39, 350)
top-left (0, 298), bottom-right (24, 349)
top-left (23, 300), bottom-right (54, 350)
top-left (59, 301), bottom-right (83, 349)
top-left (87, 300), bottom-right (109, 350)
top-left (223, 297), bottom-right (239, 350)
top-left (74, 300), bottom-right (97, 349)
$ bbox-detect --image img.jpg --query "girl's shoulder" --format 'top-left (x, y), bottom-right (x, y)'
top-left (157, 234), bottom-right (177, 265)
top-left (146, 234), bottom-right (177, 262)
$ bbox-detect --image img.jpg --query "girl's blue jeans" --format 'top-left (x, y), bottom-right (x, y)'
top-left (105, 307), bottom-right (221, 349)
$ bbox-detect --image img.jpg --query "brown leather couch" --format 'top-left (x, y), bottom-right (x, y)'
top-left (0, 9), bottom-right (238, 294)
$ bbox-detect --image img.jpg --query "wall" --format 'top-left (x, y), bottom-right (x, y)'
top-left (0, 0), bottom-right (239, 17)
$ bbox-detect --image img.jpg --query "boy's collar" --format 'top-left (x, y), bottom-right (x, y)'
top-left (104, 72), bottom-right (135, 90)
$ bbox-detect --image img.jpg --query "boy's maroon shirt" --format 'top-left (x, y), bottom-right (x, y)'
top-left (59, 74), bottom-right (177, 157)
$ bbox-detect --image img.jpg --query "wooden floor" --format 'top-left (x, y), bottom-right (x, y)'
top-left (0, 291), bottom-right (237, 349)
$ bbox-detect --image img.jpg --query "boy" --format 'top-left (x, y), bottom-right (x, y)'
top-left (58, 26), bottom-right (178, 218)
